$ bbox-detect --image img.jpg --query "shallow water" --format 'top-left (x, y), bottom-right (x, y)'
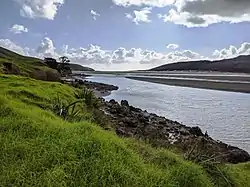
top-left (88, 75), bottom-right (250, 152)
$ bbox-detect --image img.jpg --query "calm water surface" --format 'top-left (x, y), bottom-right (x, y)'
top-left (88, 75), bottom-right (250, 152)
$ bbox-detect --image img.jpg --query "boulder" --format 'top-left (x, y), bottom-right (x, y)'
top-left (189, 126), bottom-right (204, 136)
top-left (109, 99), bottom-right (117, 105)
top-left (3, 62), bottom-right (20, 75)
top-left (121, 100), bottom-right (129, 107)
top-left (227, 149), bottom-right (250, 163)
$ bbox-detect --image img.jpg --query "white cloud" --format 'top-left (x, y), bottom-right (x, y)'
top-left (0, 39), bottom-right (30, 55)
top-left (126, 7), bottom-right (152, 24)
top-left (125, 13), bottom-right (133, 20)
top-left (213, 43), bottom-right (250, 59)
top-left (112, 0), bottom-right (175, 7)
top-left (158, 0), bottom-right (250, 27)
top-left (238, 42), bottom-right (250, 54)
top-left (13, 0), bottom-right (64, 20)
top-left (167, 44), bottom-right (179, 50)
top-left (114, 0), bottom-right (250, 27)
top-left (62, 44), bottom-right (203, 68)
top-left (90, 10), bottom-right (100, 20)
top-left (10, 24), bottom-right (29, 34)
top-left (36, 37), bottom-right (58, 57)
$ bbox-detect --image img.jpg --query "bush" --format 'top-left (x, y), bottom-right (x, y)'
top-left (75, 88), bottom-right (100, 109)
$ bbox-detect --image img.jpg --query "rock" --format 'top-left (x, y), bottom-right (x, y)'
top-left (179, 128), bottom-right (190, 136)
top-left (189, 126), bottom-right (204, 136)
top-left (118, 122), bottom-right (125, 127)
top-left (130, 106), bottom-right (142, 113)
top-left (116, 127), bottom-right (133, 137)
top-left (109, 99), bottom-right (117, 105)
top-left (76, 80), bottom-right (118, 92)
top-left (100, 98), bottom-right (250, 164)
top-left (3, 62), bottom-right (20, 75)
top-left (121, 100), bottom-right (129, 107)
top-left (227, 149), bottom-right (250, 164)
top-left (158, 119), bottom-right (166, 125)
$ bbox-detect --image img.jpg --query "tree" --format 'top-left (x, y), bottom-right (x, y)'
top-left (59, 56), bottom-right (70, 64)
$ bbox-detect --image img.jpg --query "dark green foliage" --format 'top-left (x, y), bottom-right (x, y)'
top-left (50, 88), bottom-right (100, 121)
top-left (75, 88), bottom-right (100, 109)
top-left (59, 56), bottom-right (70, 64)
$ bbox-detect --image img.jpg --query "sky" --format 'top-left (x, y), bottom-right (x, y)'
top-left (0, 0), bottom-right (250, 71)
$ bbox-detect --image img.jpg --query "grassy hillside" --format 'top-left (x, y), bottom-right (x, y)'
top-left (0, 47), bottom-right (60, 81)
top-left (151, 55), bottom-right (250, 73)
top-left (0, 74), bottom-right (249, 187)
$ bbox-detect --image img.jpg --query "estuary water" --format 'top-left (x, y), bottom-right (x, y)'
top-left (87, 74), bottom-right (250, 152)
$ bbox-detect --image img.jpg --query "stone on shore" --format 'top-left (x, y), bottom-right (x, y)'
top-left (101, 99), bottom-right (250, 164)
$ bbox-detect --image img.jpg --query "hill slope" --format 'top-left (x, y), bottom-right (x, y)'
top-left (0, 47), bottom-right (94, 80)
top-left (151, 55), bottom-right (250, 73)
top-left (1, 74), bottom-right (250, 186)
top-left (0, 47), bottom-right (60, 81)
top-left (65, 63), bottom-right (95, 71)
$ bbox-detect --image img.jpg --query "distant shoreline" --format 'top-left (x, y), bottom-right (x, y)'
top-left (127, 76), bottom-right (250, 94)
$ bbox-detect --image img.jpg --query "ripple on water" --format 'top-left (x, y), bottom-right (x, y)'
top-left (88, 75), bottom-right (250, 153)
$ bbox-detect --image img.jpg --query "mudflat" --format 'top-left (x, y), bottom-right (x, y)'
top-left (127, 76), bottom-right (250, 93)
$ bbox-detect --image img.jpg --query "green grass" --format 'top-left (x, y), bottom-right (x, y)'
top-left (0, 47), bottom-right (59, 81)
top-left (0, 74), bottom-right (249, 187)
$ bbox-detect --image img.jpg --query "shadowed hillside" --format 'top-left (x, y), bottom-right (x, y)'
top-left (0, 47), bottom-right (60, 81)
top-left (151, 55), bottom-right (250, 73)
top-left (0, 47), bottom-right (94, 80)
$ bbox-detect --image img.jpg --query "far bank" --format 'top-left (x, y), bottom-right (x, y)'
top-left (126, 76), bottom-right (250, 93)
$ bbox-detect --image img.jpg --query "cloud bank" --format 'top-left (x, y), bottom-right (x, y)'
top-left (114, 0), bottom-right (250, 27)
top-left (1, 37), bottom-right (250, 71)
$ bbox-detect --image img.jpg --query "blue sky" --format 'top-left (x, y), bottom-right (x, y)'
top-left (0, 0), bottom-right (250, 70)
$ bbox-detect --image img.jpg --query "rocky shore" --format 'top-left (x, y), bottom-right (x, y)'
top-left (63, 76), bottom-right (119, 97)
top-left (64, 76), bottom-right (250, 164)
top-left (100, 99), bottom-right (250, 164)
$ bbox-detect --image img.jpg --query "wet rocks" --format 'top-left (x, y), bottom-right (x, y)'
top-left (121, 100), bottom-right (129, 107)
top-left (227, 149), bottom-right (250, 164)
top-left (64, 78), bottom-right (119, 97)
top-left (189, 126), bottom-right (204, 136)
top-left (101, 99), bottom-right (250, 164)
top-left (75, 79), bottom-right (119, 92)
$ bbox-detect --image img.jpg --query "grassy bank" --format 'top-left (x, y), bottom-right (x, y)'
top-left (0, 74), bottom-right (249, 187)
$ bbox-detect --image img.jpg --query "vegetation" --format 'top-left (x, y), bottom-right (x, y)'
top-left (59, 56), bottom-right (71, 64)
top-left (0, 74), bottom-right (249, 187)
top-left (0, 47), bottom-right (59, 81)
top-left (0, 46), bottom-right (94, 81)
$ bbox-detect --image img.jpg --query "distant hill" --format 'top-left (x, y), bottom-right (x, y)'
top-left (64, 63), bottom-right (95, 71)
top-left (150, 55), bottom-right (250, 73)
